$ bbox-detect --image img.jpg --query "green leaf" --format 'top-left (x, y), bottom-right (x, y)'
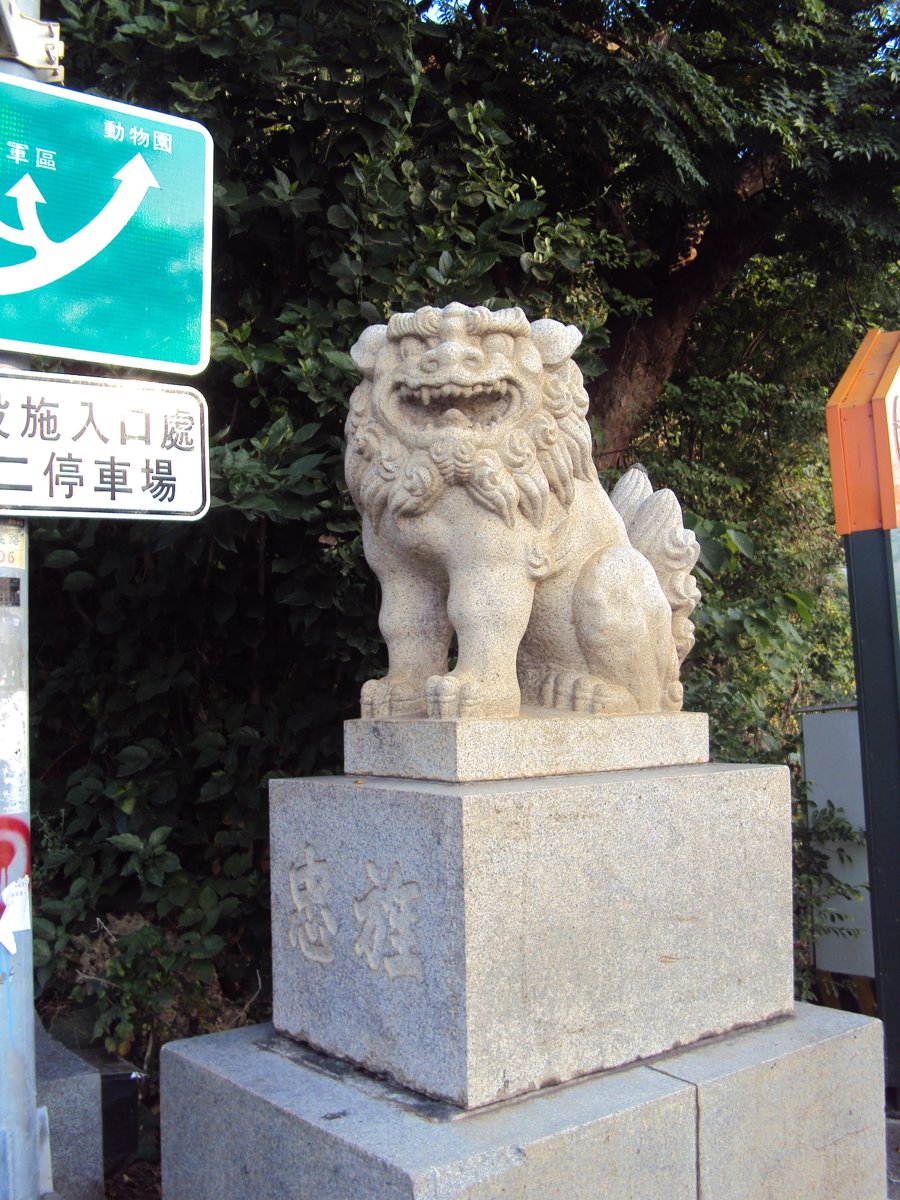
top-left (62, 571), bottom-right (95, 592)
top-left (43, 549), bottom-right (80, 569)
top-left (725, 529), bottom-right (755, 559)
top-left (697, 536), bottom-right (729, 575)
top-left (326, 205), bottom-right (353, 229)
top-left (116, 745), bottom-right (152, 776)
top-left (321, 348), bottom-right (355, 372)
top-left (108, 833), bottom-right (143, 853)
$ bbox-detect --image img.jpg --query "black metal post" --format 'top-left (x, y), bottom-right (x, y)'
top-left (845, 527), bottom-right (900, 1090)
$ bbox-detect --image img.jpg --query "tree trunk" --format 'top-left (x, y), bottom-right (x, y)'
top-left (590, 199), bottom-right (785, 466)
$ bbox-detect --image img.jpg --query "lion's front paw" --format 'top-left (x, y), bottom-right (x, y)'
top-left (425, 674), bottom-right (479, 719)
top-left (538, 670), bottom-right (640, 715)
top-left (425, 673), bottom-right (521, 718)
top-left (360, 678), bottom-right (425, 718)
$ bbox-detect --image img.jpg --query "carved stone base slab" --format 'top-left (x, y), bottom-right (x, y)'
top-left (160, 1006), bottom-right (885, 1200)
top-left (269, 762), bottom-right (793, 1108)
top-left (343, 710), bottom-right (709, 782)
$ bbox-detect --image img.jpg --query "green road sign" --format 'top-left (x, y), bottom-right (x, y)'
top-left (0, 75), bottom-right (212, 374)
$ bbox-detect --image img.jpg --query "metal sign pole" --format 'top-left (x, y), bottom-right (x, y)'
top-left (0, 518), bottom-right (34, 1200)
top-left (0, 2), bottom-right (61, 1196)
top-left (826, 330), bottom-right (900, 1096)
top-left (844, 528), bottom-right (900, 1091)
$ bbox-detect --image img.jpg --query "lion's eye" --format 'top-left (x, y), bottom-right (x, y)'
top-left (399, 337), bottom-right (422, 359)
top-left (483, 333), bottom-right (514, 358)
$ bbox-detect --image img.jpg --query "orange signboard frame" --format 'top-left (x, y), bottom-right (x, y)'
top-left (826, 329), bottom-right (900, 534)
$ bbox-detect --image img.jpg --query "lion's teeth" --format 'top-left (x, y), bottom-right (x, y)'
top-left (443, 408), bottom-right (471, 427)
top-left (421, 388), bottom-right (432, 405)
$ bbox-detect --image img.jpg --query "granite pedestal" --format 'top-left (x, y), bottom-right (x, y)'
top-left (270, 756), bottom-right (794, 1107)
top-left (161, 1003), bottom-right (885, 1200)
top-left (343, 710), bottom-right (710, 782)
top-left (162, 713), bottom-right (886, 1198)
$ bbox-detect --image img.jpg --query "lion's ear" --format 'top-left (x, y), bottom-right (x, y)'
top-left (529, 319), bottom-right (582, 365)
top-left (351, 324), bottom-right (388, 377)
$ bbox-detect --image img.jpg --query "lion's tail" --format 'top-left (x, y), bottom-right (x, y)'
top-left (610, 466), bottom-right (701, 664)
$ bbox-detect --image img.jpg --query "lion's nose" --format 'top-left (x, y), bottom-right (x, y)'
top-left (420, 341), bottom-right (484, 374)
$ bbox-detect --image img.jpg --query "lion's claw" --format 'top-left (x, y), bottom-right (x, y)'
top-left (534, 669), bottom-right (639, 715)
top-left (360, 678), bottom-right (425, 718)
top-left (425, 674), bottom-right (478, 719)
top-left (425, 673), bottom-right (521, 718)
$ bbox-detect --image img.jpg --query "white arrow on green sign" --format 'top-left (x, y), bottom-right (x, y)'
top-left (0, 75), bottom-right (212, 374)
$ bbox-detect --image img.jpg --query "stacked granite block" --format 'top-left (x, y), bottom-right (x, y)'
top-left (162, 714), bottom-right (886, 1198)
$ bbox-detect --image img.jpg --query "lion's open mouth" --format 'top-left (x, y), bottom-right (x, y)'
top-left (393, 380), bottom-right (516, 429)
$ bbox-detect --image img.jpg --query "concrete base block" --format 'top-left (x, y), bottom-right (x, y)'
top-left (34, 1021), bottom-right (105, 1200)
top-left (161, 1023), bottom-right (698, 1200)
top-left (160, 1004), bottom-right (885, 1200)
top-left (886, 1116), bottom-right (900, 1198)
top-left (658, 1003), bottom-right (886, 1200)
top-left (344, 710), bottom-right (710, 782)
top-left (270, 762), bottom-right (793, 1107)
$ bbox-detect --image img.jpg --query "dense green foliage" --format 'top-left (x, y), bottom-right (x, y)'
top-left (28, 0), bottom-right (900, 1059)
top-left (636, 256), bottom-right (900, 761)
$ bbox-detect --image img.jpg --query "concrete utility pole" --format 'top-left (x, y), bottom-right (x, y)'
top-left (0, 3), bottom-right (62, 1198)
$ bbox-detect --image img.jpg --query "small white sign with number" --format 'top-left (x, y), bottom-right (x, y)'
top-left (0, 370), bottom-right (209, 520)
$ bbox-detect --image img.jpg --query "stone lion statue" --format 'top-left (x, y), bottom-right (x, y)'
top-left (344, 302), bottom-right (700, 720)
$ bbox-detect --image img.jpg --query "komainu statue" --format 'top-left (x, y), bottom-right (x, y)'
top-left (344, 302), bottom-right (700, 719)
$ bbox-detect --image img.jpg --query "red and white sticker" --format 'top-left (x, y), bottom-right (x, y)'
top-left (0, 874), bottom-right (30, 953)
top-left (0, 815), bottom-right (30, 953)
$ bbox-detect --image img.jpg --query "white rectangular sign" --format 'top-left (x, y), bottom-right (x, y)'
top-left (0, 370), bottom-right (209, 520)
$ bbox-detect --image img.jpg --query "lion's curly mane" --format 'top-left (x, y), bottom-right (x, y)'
top-left (345, 323), bottom-right (597, 536)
